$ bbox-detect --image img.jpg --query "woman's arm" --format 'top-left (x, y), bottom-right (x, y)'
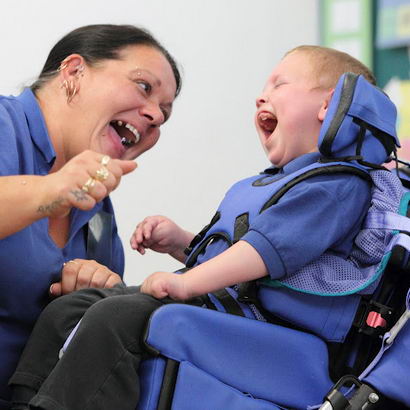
top-left (0, 151), bottom-right (136, 239)
top-left (0, 174), bottom-right (54, 238)
top-left (141, 240), bottom-right (268, 300)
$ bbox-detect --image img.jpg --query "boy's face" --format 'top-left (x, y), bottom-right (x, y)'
top-left (255, 51), bottom-right (331, 167)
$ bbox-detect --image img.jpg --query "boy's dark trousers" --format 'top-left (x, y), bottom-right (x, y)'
top-left (9, 284), bottom-right (187, 410)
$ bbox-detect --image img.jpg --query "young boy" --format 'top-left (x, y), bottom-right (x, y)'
top-left (10, 46), bottom-right (388, 410)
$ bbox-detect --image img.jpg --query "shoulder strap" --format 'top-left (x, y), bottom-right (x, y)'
top-left (260, 163), bottom-right (371, 212)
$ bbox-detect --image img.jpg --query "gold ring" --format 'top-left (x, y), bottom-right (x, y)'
top-left (101, 155), bottom-right (111, 166)
top-left (95, 166), bottom-right (109, 181)
top-left (81, 177), bottom-right (96, 193)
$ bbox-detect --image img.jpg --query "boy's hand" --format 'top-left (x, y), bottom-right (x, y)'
top-left (141, 271), bottom-right (189, 300)
top-left (130, 215), bottom-right (194, 262)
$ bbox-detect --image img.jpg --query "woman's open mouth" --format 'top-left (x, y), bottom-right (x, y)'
top-left (110, 120), bottom-right (141, 147)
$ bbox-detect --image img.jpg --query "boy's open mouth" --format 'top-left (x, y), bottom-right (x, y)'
top-left (258, 112), bottom-right (277, 136)
top-left (110, 120), bottom-right (141, 147)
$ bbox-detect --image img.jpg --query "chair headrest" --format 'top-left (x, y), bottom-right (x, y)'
top-left (318, 72), bottom-right (399, 165)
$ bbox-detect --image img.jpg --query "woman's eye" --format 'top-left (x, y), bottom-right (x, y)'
top-left (136, 81), bottom-right (152, 93)
top-left (274, 82), bottom-right (284, 89)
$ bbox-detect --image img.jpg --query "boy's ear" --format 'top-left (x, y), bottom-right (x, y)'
top-left (318, 89), bottom-right (335, 121)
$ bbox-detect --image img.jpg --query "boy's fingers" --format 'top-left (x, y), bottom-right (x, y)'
top-left (143, 224), bottom-right (152, 240)
top-left (134, 225), bottom-right (144, 244)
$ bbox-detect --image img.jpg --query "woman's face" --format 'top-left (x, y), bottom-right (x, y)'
top-left (66, 45), bottom-right (177, 160)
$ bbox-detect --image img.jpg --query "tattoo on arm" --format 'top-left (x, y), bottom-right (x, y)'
top-left (37, 197), bottom-right (64, 214)
top-left (37, 190), bottom-right (88, 215)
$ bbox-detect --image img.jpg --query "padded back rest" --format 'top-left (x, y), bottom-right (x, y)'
top-left (318, 72), bottom-right (399, 165)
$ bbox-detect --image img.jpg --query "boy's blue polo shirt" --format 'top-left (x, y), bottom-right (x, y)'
top-left (0, 89), bottom-right (125, 406)
top-left (241, 152), bottom-right (371, 280)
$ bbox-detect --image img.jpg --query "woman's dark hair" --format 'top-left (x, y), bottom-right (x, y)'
top-left (31, 24), bottom-right (181, 96)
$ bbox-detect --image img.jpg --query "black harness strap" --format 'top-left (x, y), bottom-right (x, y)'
top-left (184, 212), bottom-right (221, 256)
top-left (211, 288), bottom-right (246, 317)
top-left (260, 164), bottom-right (371, 213)
top-left (233, 213), bottom-right (249, 243)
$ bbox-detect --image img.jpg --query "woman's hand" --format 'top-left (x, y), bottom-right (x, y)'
top-left (141, 271), bottom-right (189, 300)
top-left (49, 259), bottom-right (123, 297)
top-left (0, 151), bottom-right (136, 239)
top-left (40, 150), bottom-right (137, 219)
top-left (130, 215), bottom-right (194, 263)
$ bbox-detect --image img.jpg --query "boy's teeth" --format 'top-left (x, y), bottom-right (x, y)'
top-left (260, 113), bottom-right (275, 121)
top-left (117, 120), bottom-right (123, 126)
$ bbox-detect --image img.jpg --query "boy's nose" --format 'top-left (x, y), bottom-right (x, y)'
top-left (256, 95), bottom-right (267, 108)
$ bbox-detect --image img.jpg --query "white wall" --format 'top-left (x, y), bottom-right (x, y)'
top-left (0, 0), bottom-right (319, 284)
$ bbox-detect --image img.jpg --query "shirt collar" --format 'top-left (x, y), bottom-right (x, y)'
top-left (17, 88), bottom-right (56, 167)
top-left (281, 152), bottom-right (321, 174)
top-left (263, 153), bottom-right (322, 176)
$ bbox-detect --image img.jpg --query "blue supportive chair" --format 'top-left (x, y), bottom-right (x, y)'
top-left (136, 73), bottom-right (410, 410)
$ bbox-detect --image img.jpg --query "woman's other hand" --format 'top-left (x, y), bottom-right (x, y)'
top-left (49, 259), bottom-right (123, 297)
top-left (40, 150), bottom-right (137, 218)
top-left (130, 215), bottom-right (194, 262)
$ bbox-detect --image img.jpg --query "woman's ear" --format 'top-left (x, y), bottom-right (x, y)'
top-left (58, 54), bottom-right (85, 79)
top-left (58, 54), bottom-right (85, 103)
top-left (318, 89), bottom-right (335, 122)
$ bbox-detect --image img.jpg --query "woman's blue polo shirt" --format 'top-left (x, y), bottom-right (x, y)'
top-left (0, 88), bottom-right (125, 406)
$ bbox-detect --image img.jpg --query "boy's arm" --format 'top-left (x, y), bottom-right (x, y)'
top-left (141, 240), bottom-right (267, 300)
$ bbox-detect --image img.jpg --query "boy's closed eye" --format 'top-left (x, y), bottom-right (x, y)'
top-left (273, 81), bottom-right (286, 89)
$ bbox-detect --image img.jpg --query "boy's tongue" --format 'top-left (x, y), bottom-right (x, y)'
top-left (259, 112), bottom-right (277, 133)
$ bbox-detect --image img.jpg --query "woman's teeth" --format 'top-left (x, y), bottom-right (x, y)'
top-left (114, 120), bottom-right (141, 146)
top-left (125, 123), bottom-right (140, 142)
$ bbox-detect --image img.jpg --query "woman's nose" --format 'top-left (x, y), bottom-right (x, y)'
top-left (140, 102), bottom-right (164, 126)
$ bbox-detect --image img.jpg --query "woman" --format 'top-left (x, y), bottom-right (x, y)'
top-left (0, 24), bottom-right (181, 408)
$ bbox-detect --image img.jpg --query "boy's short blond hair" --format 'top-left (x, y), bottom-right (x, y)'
top-left (285, 45), bottom-right (376, 89)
